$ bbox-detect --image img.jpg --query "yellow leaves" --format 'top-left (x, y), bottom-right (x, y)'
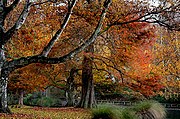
top-left (153, 29), bottom-right (180, 98)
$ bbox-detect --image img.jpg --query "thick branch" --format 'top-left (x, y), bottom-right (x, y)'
top-left (4, 0), bottom-right (20, 17)
top-left (40, 0), bottom-right (77, 57)
top-left (3, 0), bottom-right (31, 45)
top-left (4, 0), bottom-right (112, 72)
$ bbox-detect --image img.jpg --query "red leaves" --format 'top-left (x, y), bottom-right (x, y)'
top-left (106, 18), bottom-right (162, 97)
top-left (127, 73), bottom-right (164, 97)
top-left (33, 107), bottom-right (87, 112)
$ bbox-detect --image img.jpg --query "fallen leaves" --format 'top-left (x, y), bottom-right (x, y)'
top-left (0, 107), bottom-right (91, 119)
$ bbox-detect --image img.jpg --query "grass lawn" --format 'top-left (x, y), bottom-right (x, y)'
top-left (0, 106), bottom-right (92, 119)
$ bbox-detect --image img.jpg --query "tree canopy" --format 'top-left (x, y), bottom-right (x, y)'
top-left (0, 0), bottom-right (179, 113)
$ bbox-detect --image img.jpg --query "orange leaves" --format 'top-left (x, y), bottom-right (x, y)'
top-left (127, 75), bottom-right (163, 97)
top-left (19, 28), bottom-right (35, 44)
top-left (124, 41), bottom-right (164, 97)
top-left (73, 1), bottom-right (102, 26)
top-left (103, 15), bottom-right (162, 97)
top-left (8, 64), bottom-right (50, 93)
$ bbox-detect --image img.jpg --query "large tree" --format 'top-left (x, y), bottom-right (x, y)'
top-left (0, 0), bottom-right (179, 113)
top-left (0, 0), bottom-right (111, 113)
top-left (75, 0), bottom-right (179, 106)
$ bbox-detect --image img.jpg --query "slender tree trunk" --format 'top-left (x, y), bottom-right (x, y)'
top-left (66, 67), bottom-right (77, 107)
top-left (66, 90), bottom-right (74, 106)
top-left (78, 44), bottom-right (96, 108)
top-left (18, 90), bottom-right (24, 106)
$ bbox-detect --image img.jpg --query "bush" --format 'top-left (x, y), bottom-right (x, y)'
top-left (24, 94), bottom-right (58, 107)
top-left (24, 94), bottom-right (34, 105)
top-left (92, 104), bottom-right (137, 119)
top-left (92, 104), bottom-right (120, 119)
top-left (153, 95), bottom-right (180, 103)
top-left (92, 100), bottom-right (166, 119)
top-left (37, 97), bottom-right (56, 107)
top-left (133, 100), bottom-right (166, 119)
top-left (121, 109), bottom-right (137, 119)
top-left (8, 93), bottom-right (19, 105)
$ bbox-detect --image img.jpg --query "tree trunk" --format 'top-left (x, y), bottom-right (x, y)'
top-left (0, 69), bottom-right (12, 114)
top-left (78, 44), bottom-right (96, 108)
top-left (66, 67), bottom-right (77, 107)
top-left (18, 90), bottom-right (24, 106)
top-left (0, 1), bottom-right (11, 114)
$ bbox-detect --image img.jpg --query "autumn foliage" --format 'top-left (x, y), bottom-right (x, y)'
top-left (5, 0), bottom-right (177, 103)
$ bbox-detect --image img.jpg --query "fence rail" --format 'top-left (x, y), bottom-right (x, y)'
top-left (96, 100), bottom-right (180, 109)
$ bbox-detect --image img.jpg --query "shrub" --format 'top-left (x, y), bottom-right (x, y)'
top-left (37, 97), bottom-right (56, 107)
top-left (92, 104), bottom-right (121, 119)
top-left (24, 94), bottom-right (34, 105)
top-left (134, 100), bottom-right (166, 119)
top-left (92, 100), bottom-right (166, 119)
top-left (121, 109), bottom-right (137, 119)
top-left (24, 94), bottom-right (58, 107)
top-left (8, 93), bottom-right (19, 105)
top-left (91, 104), bottom-right (137, 119)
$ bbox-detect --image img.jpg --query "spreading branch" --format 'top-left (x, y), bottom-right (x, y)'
top-left (109, 2), bottom-right (180, 31)
top-left (3, 0), bottom-right (31, 45)
top-left (94, 56), bottom-right (124, 83)
top-left (40, 0), bottom-right (77, 57)
top-left (4, 0), bottom-right (112, 73)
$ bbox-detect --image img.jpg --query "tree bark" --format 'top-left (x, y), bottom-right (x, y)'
top-left (0, 1), bottom-right (11, 113)
top-left (0, 69), bottom-right (11, 114)
top-left (18, 90), bottom-right (24, 106)
top-left (78, 44), bottom-right (96, 108)
top-left (66, 67), bottom-right (77, 107)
